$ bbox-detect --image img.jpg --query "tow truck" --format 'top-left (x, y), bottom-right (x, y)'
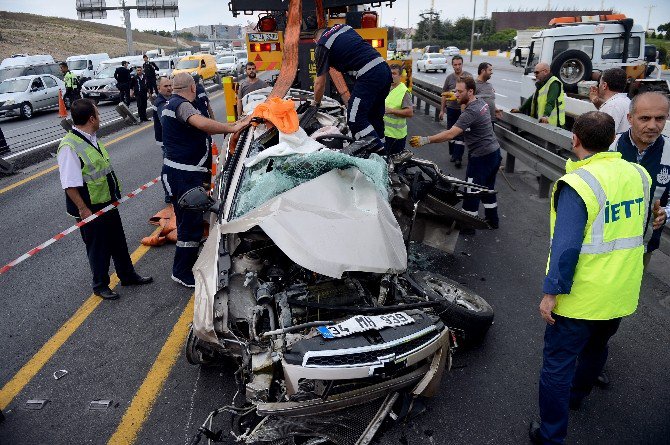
top-left (519, 14), bottom-right (670, 133)
top-left (228, 0), bottom-right (411, 107)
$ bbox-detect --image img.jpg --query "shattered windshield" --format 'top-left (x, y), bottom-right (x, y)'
top-left (232, 150), bottom-right (389, 218)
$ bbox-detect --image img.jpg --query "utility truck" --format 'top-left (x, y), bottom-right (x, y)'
top-left (509, 29), bottom-right (536, 67)
top-left (520, 14), bottom-right (669, 133)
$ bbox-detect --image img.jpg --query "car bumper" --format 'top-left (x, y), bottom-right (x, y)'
top-left (82, 90), bottom-right (119, 101)
top-left (0, 104), bottom-right (22, 117)
top-left (425, 64), bottom-right (447, 70)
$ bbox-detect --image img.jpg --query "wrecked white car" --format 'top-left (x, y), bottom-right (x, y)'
top-left (183, 89), bottom-right (495, 445)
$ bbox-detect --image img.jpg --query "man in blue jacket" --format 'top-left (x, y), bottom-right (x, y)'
top-left (611, 91), bottom-right (669, 264)
top-left (312, 24), bottom-right (392, 150)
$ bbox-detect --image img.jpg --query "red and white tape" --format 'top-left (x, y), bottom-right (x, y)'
top-left (0, 176), bottom-right (160, 276)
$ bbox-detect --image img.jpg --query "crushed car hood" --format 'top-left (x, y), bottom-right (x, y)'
top-left (219, 167), bottom-right (407, 278)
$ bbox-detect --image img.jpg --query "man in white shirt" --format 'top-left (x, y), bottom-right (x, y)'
top-left (57, 99), bottom-right (152, 300)
top-left (589, 68), bottom-right (631, 133)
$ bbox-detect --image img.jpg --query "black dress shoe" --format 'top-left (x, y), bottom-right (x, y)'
top-left (121, 275), bottom-right (153, 286)
top-left (595, 370), bottom-right (610, 388)
top-left (94, 288), bottom-right (120, 300)
top-left (529, 420), bottom-right (542, 444)
top-left (455, 160), bottom-right (462, 168)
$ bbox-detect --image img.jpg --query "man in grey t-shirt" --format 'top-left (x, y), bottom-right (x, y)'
top-left (410, 76), bottom-right (502, 233)
top-left (237, 62), bottom-right (269, 116)
top-left (475, 62), bottom-right (502, 124)
top-left (439, 55), bottom-right (472, 168)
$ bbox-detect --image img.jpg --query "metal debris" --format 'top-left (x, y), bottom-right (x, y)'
top-left (53, 369), bottom-right (68, 380)
top-left (25, 399), bottom-right (48, 410)
top-left (89, 400), bottom-right (112, 411)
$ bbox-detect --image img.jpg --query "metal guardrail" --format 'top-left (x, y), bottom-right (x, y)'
top-left (411, 78), bottom-right (442, 123)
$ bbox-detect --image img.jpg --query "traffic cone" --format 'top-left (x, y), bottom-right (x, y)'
top-left (210, 142), bottom-right (219, 191)
top-left (58, 90), bottom-right (67, 118)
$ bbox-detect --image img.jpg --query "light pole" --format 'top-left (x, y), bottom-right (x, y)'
top-left (469, 0), bottom-right (477, 62)
top-left (174, 17), bottom-right (179, 53)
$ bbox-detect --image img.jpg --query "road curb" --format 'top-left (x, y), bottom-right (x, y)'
top-left (1, 83), bottom-right (222, 174)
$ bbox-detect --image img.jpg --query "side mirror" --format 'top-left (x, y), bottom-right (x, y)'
top-left (177, 186), bottom-right (219, 213)
top-left (88, 61), bottom-right (94, 70)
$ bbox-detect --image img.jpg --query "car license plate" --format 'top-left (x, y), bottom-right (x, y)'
top-left (317, 312), bottom-right (414, 339)
top-left (88, 92), bottom-right (100, 96)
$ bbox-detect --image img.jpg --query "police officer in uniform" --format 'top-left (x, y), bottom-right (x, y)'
top-left (60, 62), bottom-right (79, 108)
top-left (161, 73), bottom-right (249, 288)
top-left (114, 61), bottom-right (132, 106)
top-left (313, 24), bottom-right (392, 149)
top-left (57, 99), bottom-right (152, 300)
top-left (152, 76), bottom-right (172, 203)
top-left (529, 112), bottom-right (651, 444)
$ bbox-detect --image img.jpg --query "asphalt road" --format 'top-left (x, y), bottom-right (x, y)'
top-left (1, 85), bottom-right (669, 445)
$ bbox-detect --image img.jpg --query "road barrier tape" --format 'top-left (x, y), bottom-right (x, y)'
top-left (0, 176), bottom-right (160, 276)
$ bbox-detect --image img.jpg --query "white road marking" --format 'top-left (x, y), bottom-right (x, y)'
top-left (500, 79), bottom-right (522, 84)
top-left (495, 92), bottom-right (508, 98)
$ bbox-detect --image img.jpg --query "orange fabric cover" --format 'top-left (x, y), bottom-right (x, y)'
top-left (251, 97), bottom-right (299, 134)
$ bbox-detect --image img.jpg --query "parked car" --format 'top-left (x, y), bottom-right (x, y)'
top-left (0, 74), bottom-right (65, 119)
top-left (172, 54), bottom-right (219, 83)
top-left (416, 53), bottom-right (448, 73)
top-left (443, 46), bottom-right (460, 56)
top-left (423, 45), bottom-right (440, 53)
top-left (0, 63), bottom-right (63, 82)
top-left (215, 54), bottom-right (238, 76)
top-left (81, 60), bottom-right (141, 104)
top-left (234, 49), bottom-right (248, 73)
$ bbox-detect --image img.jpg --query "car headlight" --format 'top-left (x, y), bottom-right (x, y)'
top-left (4, 99), bottom-right (15, 106)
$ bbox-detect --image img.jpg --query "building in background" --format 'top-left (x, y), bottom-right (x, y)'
top-left (492, 10), bottom-right (613, 31)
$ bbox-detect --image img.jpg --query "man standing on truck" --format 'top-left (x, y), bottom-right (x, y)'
top-left (409, 76), bottom-right (502, 232)
top-left (589, 68), bottom-right (630, 133)
top-left (236, 62), bottom-right (269, 116)
top-left (439, 55), bottom-right (472, 168)
top-left (511, 62), bottom-right (565, 128)
top-left (530, 111), bottom-right (651, 445)
top-left (313, 24), bottom-right (392, 150)
top-left (60, 62), bottom-right (79, 108)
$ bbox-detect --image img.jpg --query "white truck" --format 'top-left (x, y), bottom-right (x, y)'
top-left (519, 15), bottom-right (669, 134)
top-left (510, 30), bottom-right (536, 67)
top-left (66, 53), bottom-right (109, 83)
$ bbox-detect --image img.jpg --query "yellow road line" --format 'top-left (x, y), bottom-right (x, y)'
top-left (0, 123), bottom-right (153, 196)
top-left (108, 295), bottom-right (194, 445)
top-left (0, 226), bottom-right (161, 411)
top-left (1, 91), bottom-right (225, 196)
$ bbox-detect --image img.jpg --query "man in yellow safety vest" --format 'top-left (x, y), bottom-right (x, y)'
top-left (529, 111), bottom-right (650, 444)
top-left (383, 64), bottom-right (413, 155)
top-left (512, 62), bottom-right (565, 127)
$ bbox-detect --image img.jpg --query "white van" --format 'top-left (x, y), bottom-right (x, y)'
top-left (97, 55), bottom-right (145, 72)
top-left (150, 55), bottom-right (180, 78)
top-left (66, 53), bottom-right (109, 82)
top-left (0, 55), bottom-right (55, 69)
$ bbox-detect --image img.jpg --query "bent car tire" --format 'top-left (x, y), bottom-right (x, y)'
top-left (410, 271), bottom-right (494, 344)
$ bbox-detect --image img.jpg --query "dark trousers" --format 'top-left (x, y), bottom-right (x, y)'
top-left (539, 314), bottom-right (621, 444)
top-left (78, 208), bottom-right (136, 291)
top-left (446, 107), bottom-right (465, 162)
top-left (162, 166), bottom-right (204, 281)
top-left (384, 136), bottom-right (407, 156)
top-left (64, 87), bottom-right (79, 108)
top-left (462, 149), bottom-right (501, 224)
top-left (136, 93), bottom-right (148, 121)
top-left (347, 64), bottom-right (392, 149)
top-left (118, 83), bottom-right (131, 106)
top-left (146, 79), bottom-right (158, 96)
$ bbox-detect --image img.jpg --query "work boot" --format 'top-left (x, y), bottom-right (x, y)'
top-left (485, 219), bottom-right (499, 229)
top-left (94, 287), bottom-right (120, 300)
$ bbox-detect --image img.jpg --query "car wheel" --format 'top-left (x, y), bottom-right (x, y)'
top-left (408, 271), bottom-right (494, 344)
top-left (20, 102), bottom-right (33, 120)
top-left (416, 65), bottom-right (420, 72)
top-left (550, 49), bottom-right (592, 88)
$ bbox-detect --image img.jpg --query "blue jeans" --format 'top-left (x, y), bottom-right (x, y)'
top-left (446, 107), bottom-right (465, 162)
top-left (539, 314), bottom-right (621, 444)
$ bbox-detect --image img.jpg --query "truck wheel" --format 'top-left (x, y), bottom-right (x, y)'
top-left (550, 50), bottom-right (592, 87)
top-left (409, 271), bottom-right (494, 344)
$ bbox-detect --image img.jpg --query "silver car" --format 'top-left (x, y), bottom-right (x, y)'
top-left (0, 74), bottom-right (66, 119)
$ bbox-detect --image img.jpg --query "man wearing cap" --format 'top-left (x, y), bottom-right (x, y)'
top-left (313, 24), bottom-right (392, 150)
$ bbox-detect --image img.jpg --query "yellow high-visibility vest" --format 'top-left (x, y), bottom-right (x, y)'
top-left (532, 75), bottom-right (565, 127)
top-left (384, 82), bottom-right (410, 139)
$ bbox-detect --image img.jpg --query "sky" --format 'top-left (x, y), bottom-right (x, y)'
top-left (1, 0), bottom-right (668, 33)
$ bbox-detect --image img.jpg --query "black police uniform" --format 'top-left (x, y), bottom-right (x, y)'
top-left (131, 74), bottom-right (149, 121)
top-left (143, 60), bottom-right (159, 95)
top-left (160, 94), bottom-right (209, 285)
top-left (152, 93), bottom-right (170, 203)
top-left (315, 24), bottom-right (392, 149)
top-left (114, 65), bottom-right (132, 106)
